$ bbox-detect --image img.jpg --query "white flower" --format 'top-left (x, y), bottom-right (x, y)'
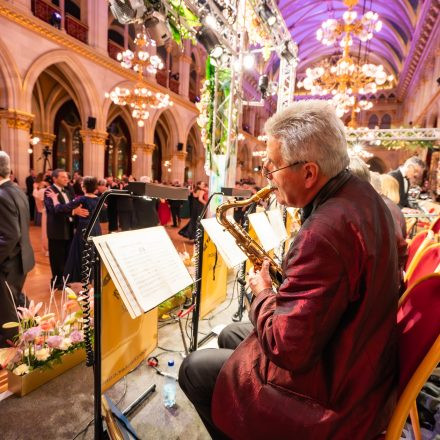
top-left (59, 338), bottom-right (72, 351)
top-left (35, 348), bottom-right (51, 361)
top-left (12, 363), bottom-right (30, 376)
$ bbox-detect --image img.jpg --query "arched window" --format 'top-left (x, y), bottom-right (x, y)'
top-left (152, 131), bottom-right (162, 182)
top-left (368, 114), bottom-right (379, 129)
top-left (105, 116), bottom-right (131, 178)
top-left (380, 114), bottom-right (392, 129)
top-left (53, 100), bottom-right (83, 174)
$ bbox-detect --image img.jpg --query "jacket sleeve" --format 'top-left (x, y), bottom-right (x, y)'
top-left (249, 228), bottom-right (353, 373)
top-left (44, 191), bottom-right (80, 215)
top-left (0, 194), bottom-right (20, 266)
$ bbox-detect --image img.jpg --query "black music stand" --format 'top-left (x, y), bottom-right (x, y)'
top-left (82, 185), bottom-right (189, 439)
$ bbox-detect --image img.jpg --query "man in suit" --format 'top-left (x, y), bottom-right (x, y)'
top-left (389, 156), bottom-right (425, 207)
top-left (44, 169), bottom-right (87, 289)
top-left (0, 152), bottom-right (35, 347)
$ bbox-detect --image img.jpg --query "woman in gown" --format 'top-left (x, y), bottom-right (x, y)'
top-left (46, 176), bottom-right (102, 283)
top-left (178, 182), bottom-right (208, 240)
top-left (158, 198), bottom-right (171, 226)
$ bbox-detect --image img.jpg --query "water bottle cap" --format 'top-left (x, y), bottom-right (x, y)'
top-left (168, 360), bottom-right (174, 367)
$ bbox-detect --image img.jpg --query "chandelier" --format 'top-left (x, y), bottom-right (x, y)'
top-left (317, 0), bottom-right (382, 47)
top-left (297, 0), bottom-right (393, 125)
top-left (105, 30), bottom-right (172, 127)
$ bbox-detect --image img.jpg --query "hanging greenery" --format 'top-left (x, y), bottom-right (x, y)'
top-left (380, 139), bottom-right (435, 150)
top-left (167, 0), bottom-right (200, 46)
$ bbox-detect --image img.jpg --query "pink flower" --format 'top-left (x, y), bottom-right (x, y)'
top-left (69, 330), bottom-right (83, 344)
top-left (46, 335), bottom-right (63, 349)
top-left (17, 300), bottom-right (42, 320)
top-left (22, 326), bottom-right (41, 342)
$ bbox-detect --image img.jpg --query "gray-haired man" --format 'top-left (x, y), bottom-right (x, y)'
top-left (0, 151), bottom-right (35, 346)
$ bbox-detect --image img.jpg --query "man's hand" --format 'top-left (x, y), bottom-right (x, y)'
top-left (248, 259), bottom-right (272, 297)
top-left (72, 204), bottom-right (89, 217)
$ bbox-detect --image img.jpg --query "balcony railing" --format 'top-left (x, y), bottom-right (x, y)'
top-left (65, 14), bottom-right (88, 44)
top-left (108, 41), bottom-right (124, 61)
top-left (31, 0), bottom-right (60, 25)
top-left (169, 78), bottom-right (180, 95)
top-left (156, 70), bottom-right (168, 88)
top-left (31, 0), bottom-right (88, 44)
top-left (189, 90), bottom-right (198, 103)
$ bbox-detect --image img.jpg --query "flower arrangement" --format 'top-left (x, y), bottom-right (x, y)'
top-left (0, 286), bottom-right (93, 376)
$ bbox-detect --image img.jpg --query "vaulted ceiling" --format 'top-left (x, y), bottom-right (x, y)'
top-left (277, 0), bottom-right (420, 80)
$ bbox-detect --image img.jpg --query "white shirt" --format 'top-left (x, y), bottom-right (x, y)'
top-left (399, 167), bottom-right (409, 193)
top-left (54, 183), bottom-right (70, 204)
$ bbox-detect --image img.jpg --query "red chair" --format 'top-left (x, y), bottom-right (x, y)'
top-left (404, 230), bottom-right (435, 279)
top-left (405, 244), bottom-right (440, 288)
top-left (429, 216), bottom-right (440, 234)
top-left (385, 273), bottom-right (440, 439)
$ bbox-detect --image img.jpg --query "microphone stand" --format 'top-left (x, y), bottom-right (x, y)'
top-left (189, 192), bottom-right (222, 352)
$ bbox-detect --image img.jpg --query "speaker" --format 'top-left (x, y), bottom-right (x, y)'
top-left (87, 117), bottom-right (96, 129)
top-left (177, 142), bottom-right (184, 151)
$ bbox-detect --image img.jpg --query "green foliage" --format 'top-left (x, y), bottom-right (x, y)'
top-left (167, 0), bottom-right (200, 46)
top-left (380, 139), bottom-right (435, 150)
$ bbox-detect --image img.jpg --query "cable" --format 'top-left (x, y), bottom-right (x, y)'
top-left (79, 228), bottom-right (94, 367)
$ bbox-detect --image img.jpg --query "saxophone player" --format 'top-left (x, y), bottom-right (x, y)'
top-left (179, 100), bottom-right (398, 440)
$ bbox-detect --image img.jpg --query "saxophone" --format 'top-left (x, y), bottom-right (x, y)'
top-left (216, 185), bottom-right (283, 286)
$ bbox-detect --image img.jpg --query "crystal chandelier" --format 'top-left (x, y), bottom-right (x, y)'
top-left (105, 29), bottom-right (172, 127)
top-left (316, 0), bottom-right (382, 47)
top-left (297, 0), bottom-right (393, 125)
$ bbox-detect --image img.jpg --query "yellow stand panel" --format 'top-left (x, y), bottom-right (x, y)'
top-left (200, 230), bottom-right (228, 318)
top-left (101, 267), bottom-right (158, 392)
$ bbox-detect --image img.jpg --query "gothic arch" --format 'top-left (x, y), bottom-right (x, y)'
top-left (0, 37), bottom-right (22, 109)
top-left (23, 50), bottom-right (101, 128)
top-left (150, 108), bottom-right (180, 154)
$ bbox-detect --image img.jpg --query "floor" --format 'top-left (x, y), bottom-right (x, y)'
top-left (0, 219), bottom-right (245, 439)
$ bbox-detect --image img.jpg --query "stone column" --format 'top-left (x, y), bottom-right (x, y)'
top-left (170, 151), bottom-right (187, 184)
top-left (0, 109), bottom-right (34, 186)
top-left (132, 143), bottom-right (155, 178)
top-left (32, 132), bottom-right (56, 174)
top-left (80, 130), bottom-right (107, 179)
top-left (87, 0), bottom-right (109, 55)
top-left (178, 45), bottom-right (192, 98)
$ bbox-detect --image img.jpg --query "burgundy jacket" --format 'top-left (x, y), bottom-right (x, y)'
top-left (212, 172), bottom-right (398, 439)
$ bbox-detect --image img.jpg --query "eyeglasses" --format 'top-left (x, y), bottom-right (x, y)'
top-left (262, 161), bottom-right (306, 178)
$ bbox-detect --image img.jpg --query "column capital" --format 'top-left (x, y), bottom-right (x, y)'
top-left (178, 54), bottom-right (192, 64)
top-left (80, 130), bottom-right (108, 145)
top-left (33, 131), bottom-right (56, 146)
top-left (133, 142), bottom-right (156, 153)
top-left (0, 109), bottom-right (34, 131)
top-left (173, 151), bottom-right (187, 159)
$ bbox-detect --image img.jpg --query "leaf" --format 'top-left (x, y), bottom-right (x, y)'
top-left (2, 322), bottom-right (20, 329)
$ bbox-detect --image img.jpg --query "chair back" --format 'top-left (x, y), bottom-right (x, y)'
top-left (406, 244), bottom-right (440, 288)
top-left (430, 216), bottom-right (440, 234)
top-left (397, 273), bottom-right (440, 394)
top-left (404, 230), bottom-right (435, 280)
top-left (385, 274), bottom-right (440, 439)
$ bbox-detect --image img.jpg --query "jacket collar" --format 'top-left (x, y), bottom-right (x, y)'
top-left (301, 169), bottom-right (351, 224)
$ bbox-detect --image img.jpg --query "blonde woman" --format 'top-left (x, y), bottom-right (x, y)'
top-left (380, 174), bottom-right (400, 205)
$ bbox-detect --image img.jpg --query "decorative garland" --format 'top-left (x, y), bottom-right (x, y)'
top-left (167, 0), bottom-right (200, 46)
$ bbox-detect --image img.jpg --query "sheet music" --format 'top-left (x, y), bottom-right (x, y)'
top-left (201, 217), bottom-right (247, 268)
top-left (248, 212), bottom-right (280, 251)
top-left (93, 227), bottom-right (193, 317)
top-left (92, 238), bottom-right (141, 318)
top-left (267, 209), bottom-right (288, 244)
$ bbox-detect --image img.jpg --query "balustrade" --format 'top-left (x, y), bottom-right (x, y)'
top-left (31, 0), bottom-right (60, 25)
top-left (65, 14), bottom-right (88, 44)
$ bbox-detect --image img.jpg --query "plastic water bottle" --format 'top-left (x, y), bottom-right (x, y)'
top-left (163, 360), bottom-right (176, 408)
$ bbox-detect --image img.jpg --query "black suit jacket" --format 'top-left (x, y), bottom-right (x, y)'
top-left (44, 184), bottom-right (75, 240)
top-left (389, 169), bottom-right (409, 208)
top-left (0, 181), bottom-right (35, 274)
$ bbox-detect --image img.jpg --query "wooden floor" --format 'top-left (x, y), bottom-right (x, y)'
top-left (0, 220), bottom-right (193, 391)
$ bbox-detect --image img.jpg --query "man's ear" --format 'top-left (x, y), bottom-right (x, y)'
top-left (303, 162), bottom-right (320, 189)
